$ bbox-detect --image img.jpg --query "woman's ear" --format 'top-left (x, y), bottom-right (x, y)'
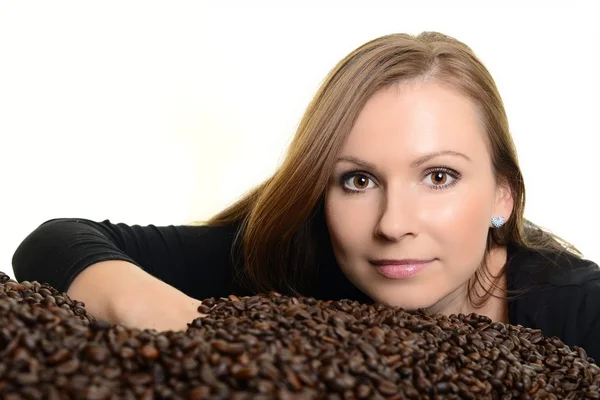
top-left (494, 179), bottom-right (514, 221)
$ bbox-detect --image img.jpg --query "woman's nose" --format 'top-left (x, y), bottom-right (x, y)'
top-left (375, 188), bottom-right (418, 241)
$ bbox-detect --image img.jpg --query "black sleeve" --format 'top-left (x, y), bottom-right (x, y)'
top-left (11, 218), bottom-right (241, 300)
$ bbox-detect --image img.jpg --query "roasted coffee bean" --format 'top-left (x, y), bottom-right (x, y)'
top-left (140, 344), bottom-right (159, 361)
top-left (378, 380), bottom-right (398, 396)
top-left (127, 372), bottom-right (153, 385)
top-left (326, 373), bottom-right (356, 392)
top-left (119, 347), bottom-right (136, 359)
top-left (231, 363), bottom-right (259, 380)
top-left (197, 304), bottom-right (212, 314)
top-left (187, 385), bottom-right (211, 399)
top-left (1, 270), bottom-right (599, 398)
top-left (47, 348), bottom-right (71, 364)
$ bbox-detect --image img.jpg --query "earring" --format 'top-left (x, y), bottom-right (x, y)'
top-left (491, 216), bottom-right (506, 228)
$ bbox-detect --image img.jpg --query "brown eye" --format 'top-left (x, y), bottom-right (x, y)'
top-left (431, 171), bottom-right (448, 185)
top-left (425, 168), bottom-right (461, 191)
top-left (342, 173), bottom-right (375, 193)
top-left (353, 175), bottom-right (370, 190)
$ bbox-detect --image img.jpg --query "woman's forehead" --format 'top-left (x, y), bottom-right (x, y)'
top-left (341, 83), bottom-right (490, 165)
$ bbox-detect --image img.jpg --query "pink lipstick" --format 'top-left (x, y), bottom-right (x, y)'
top-left (370, 259), bottom-right (435, 279)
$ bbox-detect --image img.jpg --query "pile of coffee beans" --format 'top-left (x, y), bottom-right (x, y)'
top-left (1, 270), bottom-right (599, 399)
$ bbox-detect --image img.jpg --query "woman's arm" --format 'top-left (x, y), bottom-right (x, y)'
top-left (12, 217), bottom-right (242, 329)
top-left (67, 259), bottom-right (205, 331)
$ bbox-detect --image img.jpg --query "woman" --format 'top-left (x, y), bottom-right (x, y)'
top-left (12, 32), bottom-right (600, 362)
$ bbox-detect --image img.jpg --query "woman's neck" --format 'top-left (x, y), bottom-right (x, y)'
top-left (427, 244), bottom-right (509, 323)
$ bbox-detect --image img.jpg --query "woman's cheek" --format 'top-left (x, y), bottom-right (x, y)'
top-left (423, 190), bottom-right (490, 247)
top-left (326, 196), bottom-right (374, 250)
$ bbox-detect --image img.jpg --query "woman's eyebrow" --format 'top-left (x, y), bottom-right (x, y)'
top-left (409, 150), bottom-right (472, 167)
top-left (336, 151), bottom-right (472, 170)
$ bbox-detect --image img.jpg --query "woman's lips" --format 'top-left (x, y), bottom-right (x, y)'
top-left (370, 259), bottom-right (435, 279)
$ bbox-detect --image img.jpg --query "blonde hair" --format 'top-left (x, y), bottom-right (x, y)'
top-left (195, 32), bottom-right (582, 306)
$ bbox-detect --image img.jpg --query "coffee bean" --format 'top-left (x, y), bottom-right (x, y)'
top-left (127, 373), bottom-right (152, 385)
top-left (355, 384), bottom-right (371, 398)
top-left (378, 380), bottom-right (398, 396)
top-left (188, 385), bottom-right (211, 399)
top-left (14, 373), bottom-right (39, 385)
top-left (56, 359), bottom-right (79, 375)
top-left (141, 344), bottom-right (159, 361)
top-left (197, 304), bottom-right (212, 314)
top-left (119, 347), bottom-right (136, 359)
top-left (435, 381), bottom-right (451, 394)
top-left (1, 271), bottom-right (599, 398)
top-left (202, 298), bottom-right (216, 308)
top-left (232, 364), bottom-right (259, 380)
top-left (327, 373), bottom-right (356, 392)
top-left (47, 348), bottom-right (71, 365)
top-left (232, 301), bottom-right (246, 312)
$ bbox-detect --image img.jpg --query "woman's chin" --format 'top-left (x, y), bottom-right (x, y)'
top-left (368, 293), bottom-right (436, 311)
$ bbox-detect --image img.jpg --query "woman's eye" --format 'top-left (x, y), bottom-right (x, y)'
top-left (344, 174), bottom-right (375, 191)
top-left (425, 170), bottom-right (457, 188)
top-left (341, 168), bottom-right (460, 193)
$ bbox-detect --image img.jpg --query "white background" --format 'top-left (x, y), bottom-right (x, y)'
top-left (1, 1), bottom-right (598, 280)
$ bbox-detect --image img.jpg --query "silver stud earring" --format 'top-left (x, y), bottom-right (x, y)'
top-left (491, 216), bottom-right (506, 228)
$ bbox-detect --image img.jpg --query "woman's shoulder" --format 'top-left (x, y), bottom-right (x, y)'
top-left (507, 241), bottom-right (600, 288)
top-left (507, 243), bottom-right (600, 361)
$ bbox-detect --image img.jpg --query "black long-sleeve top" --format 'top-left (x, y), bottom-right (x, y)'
top-left (11, 218), bottom-right (600, 362)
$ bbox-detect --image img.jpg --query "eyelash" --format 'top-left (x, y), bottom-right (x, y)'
top-left (339, 166), bottom-right (462, 195)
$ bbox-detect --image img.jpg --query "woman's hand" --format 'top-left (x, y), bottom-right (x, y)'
top-left (112, 286), bottom-right (209, 332)
top-left (67, 260), bottom-right (210, 332)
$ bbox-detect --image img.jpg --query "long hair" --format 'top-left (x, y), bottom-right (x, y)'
top-left (194, 32), bottom-right (582, 305)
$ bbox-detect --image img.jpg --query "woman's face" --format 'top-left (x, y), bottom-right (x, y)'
top-left (325, 82), bottom-right (513, 312)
